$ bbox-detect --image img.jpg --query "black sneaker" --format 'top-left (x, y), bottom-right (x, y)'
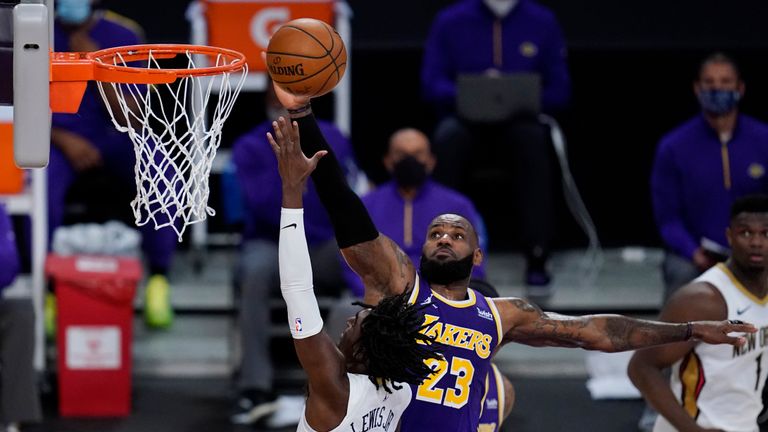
top-left (525, 256), bottom-right (552, 300)
top-left (525, 249), bottom-right (552, 287)
top-left (525, 269), bottom-right (552, 287)
top-left (230, 389), bottom-right (279, 425)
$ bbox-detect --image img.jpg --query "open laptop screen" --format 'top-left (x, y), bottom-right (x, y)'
top-left (456, 73), bottom-right (541, 123)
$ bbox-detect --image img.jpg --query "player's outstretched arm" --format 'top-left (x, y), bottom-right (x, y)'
top-left (492, 297), bottom-right (755, 352)
top-left (270, 84), bottom-right (415, 304)
top-left (269, 120), bottom-right (349, 427)
top-left (628, 283), bottom-right (728, 432)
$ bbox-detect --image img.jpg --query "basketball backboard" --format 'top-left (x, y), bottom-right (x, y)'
top-left (1, 0), bottom-right (52, 168)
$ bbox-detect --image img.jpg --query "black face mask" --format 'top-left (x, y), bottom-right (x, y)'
top-left (392, 156), bottom-right (428, 189)
top-left (419, 253), bottom-right (475, 285)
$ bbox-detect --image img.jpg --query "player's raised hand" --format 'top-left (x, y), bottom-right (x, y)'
top-left (267, 116), bottom-right (326, 190)
top-left (690, 319), bottom-right (756, 346)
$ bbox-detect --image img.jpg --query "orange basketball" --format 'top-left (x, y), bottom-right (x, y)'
top-left (266, 18), bottom-right (347, 98)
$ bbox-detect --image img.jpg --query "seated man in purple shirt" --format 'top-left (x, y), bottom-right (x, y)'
top-left (645, 52), bottom-right (768, 432)
top-left (49, 0), bottom-right (178, 329)
top-left (229, 83), bottom-right (362, 426)
top-left (341, 128), bottom-right (487, 297)
top-left (0, 203), bottom-right (42, 430)
top-left (422, 0), bottom-right (571, 291)
top-left (651, 52), bottom-right (768, 300)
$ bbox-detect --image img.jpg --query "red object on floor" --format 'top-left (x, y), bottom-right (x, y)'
top-left (46, 254), bottom-right (142, 417)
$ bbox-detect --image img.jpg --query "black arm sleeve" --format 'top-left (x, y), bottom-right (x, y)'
top-left (294, 114), bottom-right (379, 248)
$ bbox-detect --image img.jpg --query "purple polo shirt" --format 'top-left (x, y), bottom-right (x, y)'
top-left (232, 119), bottom-right (357, 245)
top-left (421, 0), bottom-right (571, 116)
top-left (651, 113), bottom-right (768, 259)
top-left (0, 204), bottom-right (19, 292)
top-left (343, 179), bottom-right (487, 297)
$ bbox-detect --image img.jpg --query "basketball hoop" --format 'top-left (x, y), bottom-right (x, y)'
top-left (50, 44), bottom-right (248, 240)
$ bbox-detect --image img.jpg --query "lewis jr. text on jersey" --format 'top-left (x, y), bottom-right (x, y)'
top-left (348, 405), bottom-right (397, 432)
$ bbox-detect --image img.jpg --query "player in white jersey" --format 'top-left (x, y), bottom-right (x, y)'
top-left (630, 195), bottom-right (768, 432)
top-left (268, 122), bottom-right (442, 432)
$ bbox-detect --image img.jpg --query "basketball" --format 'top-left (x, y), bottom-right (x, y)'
top-left (266, 18), bottom-right (347, 98)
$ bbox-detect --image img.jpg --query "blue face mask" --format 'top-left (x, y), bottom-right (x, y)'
top-left (697, 89), bottom-right (741, 115)
top-left (57, 0), bottom-right (92, 25)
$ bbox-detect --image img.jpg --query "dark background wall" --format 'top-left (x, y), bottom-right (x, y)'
top-left (100, 0), bottom-right (768, 252)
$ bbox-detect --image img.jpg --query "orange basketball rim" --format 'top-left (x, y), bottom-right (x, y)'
top-left (49, 44), bottom-right (247, 113)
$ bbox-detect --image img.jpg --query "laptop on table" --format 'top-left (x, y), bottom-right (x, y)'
top-left (456, 72), bottom-right (541, 123)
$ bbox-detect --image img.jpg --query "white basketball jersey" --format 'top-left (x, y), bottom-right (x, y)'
top-left (297, 373), bottom-right (412, 432)
top-left (654, 263), bottom-right (768, 432)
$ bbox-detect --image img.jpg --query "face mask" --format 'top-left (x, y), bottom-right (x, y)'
top-left (483, 0), bottom-right (519, 18)
top-left (57, 0), bottom-right (92, 25)
top-left (392, 155), bottom-right (428, 189)
top-left (420, 253), bottom-right (475, 286)
top-left (698, 89), bottom-right (741, 115)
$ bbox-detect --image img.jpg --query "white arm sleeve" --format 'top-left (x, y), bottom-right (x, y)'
top-left (279, 208), bottom-right (324, 339)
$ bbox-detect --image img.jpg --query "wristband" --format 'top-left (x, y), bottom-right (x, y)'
top-left (287, 104), bottom-right (312, 117)
top-left (684, 322), bottom-right (693, 340)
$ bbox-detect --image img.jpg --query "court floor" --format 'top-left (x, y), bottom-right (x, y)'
top-left (28, 377), bottom-right (647, 432)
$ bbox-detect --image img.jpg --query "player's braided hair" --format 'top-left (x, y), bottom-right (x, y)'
top-left (352, 290), bottom-right (442, 393)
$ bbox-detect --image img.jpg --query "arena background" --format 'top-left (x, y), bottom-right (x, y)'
top-left (98, 0), bottom-right (768, 251)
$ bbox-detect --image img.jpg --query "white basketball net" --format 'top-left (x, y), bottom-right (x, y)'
top-left (95, 48), bottom-right (247, 241)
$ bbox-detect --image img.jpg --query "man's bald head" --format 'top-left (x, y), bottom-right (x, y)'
top-left (428, 214), bottom-right (480, 248)
top-left (383, 128), bottom-right (436, 174)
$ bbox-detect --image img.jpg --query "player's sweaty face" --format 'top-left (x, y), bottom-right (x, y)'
top-left (729, 213), bottom-right (768, 270)
top-left (423, 215), bottom-right (476, 262)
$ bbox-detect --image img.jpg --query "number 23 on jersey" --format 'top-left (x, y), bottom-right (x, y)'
top-left (416, 356), bottom-right (475, 408)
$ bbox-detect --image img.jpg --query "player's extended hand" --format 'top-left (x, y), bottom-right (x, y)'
top-left (266, 116), bottom-right (326, 190)
top-left (690, 319), bottom-right (756, 346)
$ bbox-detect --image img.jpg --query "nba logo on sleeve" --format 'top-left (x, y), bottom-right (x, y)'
top-left (294, 318), bottom-right (303, 333)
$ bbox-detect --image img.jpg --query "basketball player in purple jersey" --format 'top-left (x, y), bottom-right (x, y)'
top-left (268, 85), bottom-right (756, 431)
top-left (470, 280), bottom-right (515, 431)
top-left (478, 364), bottom-right (511, 432)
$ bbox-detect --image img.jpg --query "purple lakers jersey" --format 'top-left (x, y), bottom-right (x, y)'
top-left (400, 275), bottom-right (502, 431)
top-left (478, 364), bottom-right (505, 432)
